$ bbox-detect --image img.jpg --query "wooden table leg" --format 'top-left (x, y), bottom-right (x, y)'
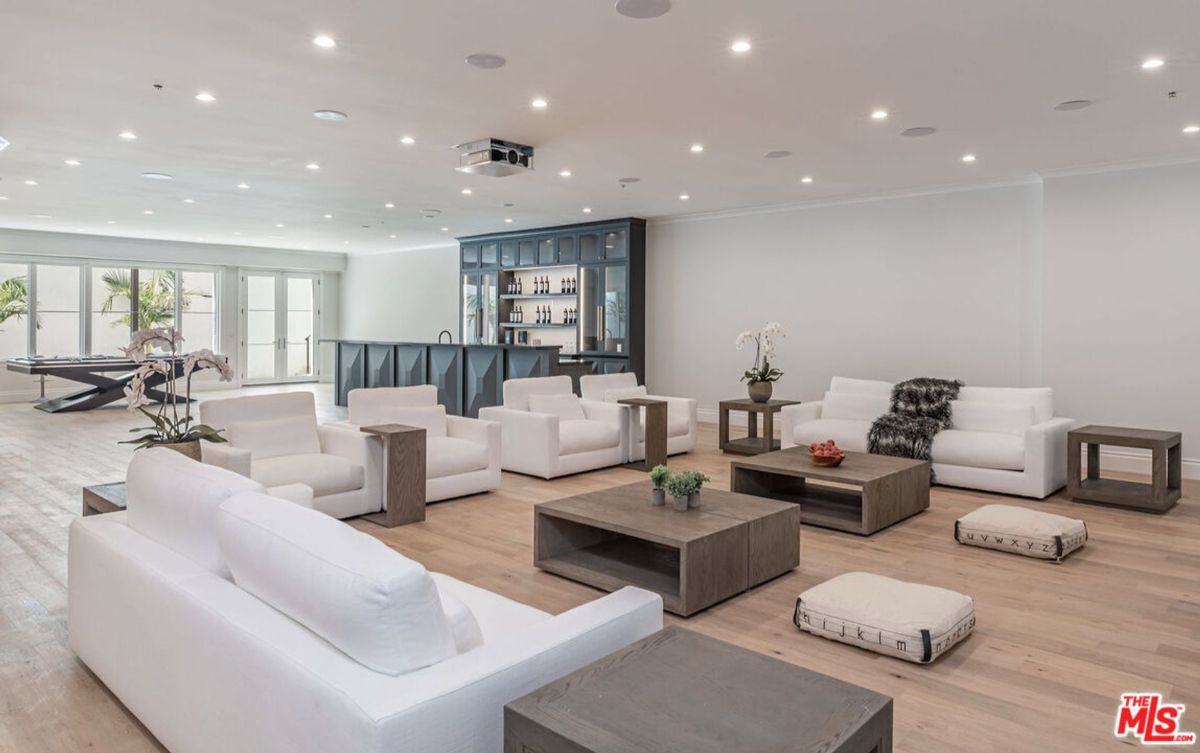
top-left (359, 424), bottom-right (426, 527)
top-left (1085, 442), bottom-right (1101, 480)
top-left (719, 404), bottom-right (731, 452)
top-left (643, 401), bottom-right (668, 470)
top-left (762, 409), bottom-right (774, 454)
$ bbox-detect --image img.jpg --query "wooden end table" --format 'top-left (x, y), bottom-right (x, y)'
top-left (718, 398), bottom-right (800, 455)
top-left (359, 424), bottom-right (427, 527)
top-left (618, 397), bottom-right (668, 471)
top-left (505, 626), bottom-right (893, 753)
top-left (1068, 425), bottom-right (1182, 513)
top-left (534, 481), bottom-right (800, 616)
top-left (82, 482), bottom-right (126, 516)
top-left (731, 448), bottom-right (929, 535)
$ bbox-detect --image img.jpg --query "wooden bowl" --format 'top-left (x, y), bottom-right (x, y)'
top-left (808, 451), bottom-right (846, 467)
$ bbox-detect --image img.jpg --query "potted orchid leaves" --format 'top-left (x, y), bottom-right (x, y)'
top-left (119, 327), bottom-right (232, 459)
top-left (736, 321), bottom-right (785, 403)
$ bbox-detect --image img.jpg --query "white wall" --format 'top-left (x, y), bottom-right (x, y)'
top-left (339, 245), bottom-right (459, 342)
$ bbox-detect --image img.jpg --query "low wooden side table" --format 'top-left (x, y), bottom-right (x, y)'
top-left (82, 482), bottom-right (126, 516)
top-left (505, 626), bottom-right (893, 753)
top-left (718, 397), bottom-right (800, 455)
top-left (1068, 425), bottom-right (1182, 513)
top-left (617, 397), bottom-right (668, 471)
top-left (359, 424), bottom-right (426, 527)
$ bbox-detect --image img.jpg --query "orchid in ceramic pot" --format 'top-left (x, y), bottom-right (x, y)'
top-left (736, 321), bottom-right (785, 402)
top-left (119, 327), bottom-right (232, 457)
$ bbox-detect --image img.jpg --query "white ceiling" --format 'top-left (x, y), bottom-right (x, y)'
top-left (0, 0), bottom-right (1197, 255)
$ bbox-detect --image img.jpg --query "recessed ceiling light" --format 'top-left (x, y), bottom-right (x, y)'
top-left (618, 177), bottom-right (640, 184)
top-left (1054, 99), bottom-right (1093, 111)
top-left (389, 234), bottom-right (397, 239)
top-left (195, 92), bottom-right (216, 103)
top-left (142, 172), bottom-right (173, 180)
top-left (106, 220), bottom-right (116, 224)
top-left (800, 176), bottom-right (814, 184)
top-left (183, 198), bottom-right (195, 204)
top-left (323, 213), bottom-right (333, 218)
top-left (305, 162), bottom-right (321, 170)
top-left (615, 0), bottom-right (671, 19)
top-left (313, 34), bottom-right (336, 48)
top-left (679, 194), bottom-right (689, 200)
top-left (233, 231), bottom-right (241, 235)
top-left (871, 109), bottom-right (889, 120)
top-left (1183, 124), bottom-right (1200, 134)
top-left (119, 131), bottom-right (137, 140)
top-left (0, 196), bottom-right (7, 200)
top-left (690, 143), bottom-right (704, 153)
top-left (531, 97), bottom-right (548, 109)
top-left (730, 39), bottom-right (751, 53)
top-left (64, 159), bottom-right (81, 166)
top-left (961, 153), bottom-right (977, 163)
top-left (384, 202), bottom-right (395, 209)
top-left (764, 150), bottom-right (792, 159)
top-left (275, 223), bottom-right (284, 228)
top-left (582, 207), bottom-right (593, 214)
top-left (313, 110), bottom-right (348, 121)
top-left (461, 188), bottom-right (473, 195)
top-left (32, 214), bottom-right (52, 219)
top-left (143, 210), bottom-right (154, 215)
top-left (343, 240), bottom-right (350, 245)
top-left (559, 169), bottom-right (572, 177)
top-left (441, 227), bottom-right (449, 232)
top-left (23, 180), bottom-right (37, 186)
top-left (900, 127), bottom-right (937, 137)
top-left (1141, 57), bottom-right (1164, 70)
top-left (237, 182), bottom-right (249, 189)
top-left (465, 53), bottom-right (506, 69)
top-left (505, 218), bottom-right (514, 223)
top-left (400, 136), bottom-right (415, 145)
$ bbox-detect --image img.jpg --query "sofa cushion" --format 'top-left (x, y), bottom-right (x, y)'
top-left (250, 453), bottom-right (365, 497)
top-left (950, 400), bottom-right (1034, 436)
top-left (603, 385), bottom-right (648, 403)
top-left (440, 592), bottom-right (485, 653)
top-left (368, 404), bottom-right (448, 438)
top-left (955, 504), bottom-right (1087, 562)
top-left (528, 392), bottom-right (586, 421)
top-left (791, 418), bottom-right (871, 453)
top-left (217, 492), bottom-right (458, 675)
top-left (932, 429), bottom-right (1024, 471)
top-left (426, 436), bottom-right (489, 479)
top-left (821, 391), bottom-right (890, 422)
top-left (229, 414), bottom-right (321, 460)
top-left (829, 376), bottom-right (893, 397)
top-left (957, 386), bottom-right (1053, 424)
top-left (794, 572), bottom-right (976, 664)
top-left (126, 447), bottom-right (265, 577)
top-left (502, 375), bottom-right (574, 411)
top-left (559, 419), bottom-right (621, 455)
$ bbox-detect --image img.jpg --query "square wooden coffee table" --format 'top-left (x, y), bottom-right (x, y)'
top-left (731, 448), bottom-right (929, 535)
top-left (505, 626), bottom-right (894, 753)
top-left (534, 481), bottom-right (800, 616)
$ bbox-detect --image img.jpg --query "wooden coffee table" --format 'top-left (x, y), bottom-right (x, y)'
top-left (534, 481), bottom-right (800, 616)
top-left (731, 448), bottom-right (929, 535)
top-left (505, 626), bottom-right (894, 753)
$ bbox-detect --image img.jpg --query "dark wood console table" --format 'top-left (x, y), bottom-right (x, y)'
top-left (618, 397), bottom-right (668, 471)
top-left (359, 424), bottom-right (427, 527)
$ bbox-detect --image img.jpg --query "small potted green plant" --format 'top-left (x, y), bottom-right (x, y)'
top-left (684, 470), bottom-right (710, 509)
top-left (649, 464), bottom-right (671, 506)
top-left (664, 470), bottom-right (710, 511)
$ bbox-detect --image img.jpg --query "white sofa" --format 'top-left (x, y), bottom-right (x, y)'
top-left (579, 373), bottom-right (697, 461)
top-left (199, 391), bottom-right (382, 519)
top-left (780, 377), bottom-right (1075, 498)
top-left (69, 450), bottom-right (663, 753)
top-left (479, 376), bottom-right (628, 479)
top-left (339, 386), bottom-right (501, 503)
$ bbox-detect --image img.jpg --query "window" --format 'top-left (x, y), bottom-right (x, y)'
top-left (0, 262), bottom-right (30, 359)
top-left (180, 270), bottom-right (216, 352)
top-left (90, 267), bottom-right (132, 357)
top-left (33, 264), bottom-right (81, 357)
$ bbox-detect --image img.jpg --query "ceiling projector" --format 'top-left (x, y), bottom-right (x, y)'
top-left (455, 138), bottom-right (533, 177)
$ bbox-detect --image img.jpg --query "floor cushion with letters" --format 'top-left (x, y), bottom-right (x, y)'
top-left (955, 504), bottom-right (1087, 562)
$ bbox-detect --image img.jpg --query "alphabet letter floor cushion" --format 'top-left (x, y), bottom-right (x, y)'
top-left (794, 572), bottom-right (976, 664)
top-left (954, 504), bottom-right (1087, 562)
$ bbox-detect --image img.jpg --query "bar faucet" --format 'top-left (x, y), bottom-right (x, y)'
top-left (437, 329), bottom-right (453, 344)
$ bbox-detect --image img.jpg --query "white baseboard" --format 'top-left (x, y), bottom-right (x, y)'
top-left (698, 407), bottom-right (1198, 480)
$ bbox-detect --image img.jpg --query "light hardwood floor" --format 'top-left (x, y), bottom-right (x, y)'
top-left (1, 384), bottom-right (1197, 753)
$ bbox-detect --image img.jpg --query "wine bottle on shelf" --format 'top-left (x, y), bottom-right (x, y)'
top-left (541, 276), bottom-right (547, 294)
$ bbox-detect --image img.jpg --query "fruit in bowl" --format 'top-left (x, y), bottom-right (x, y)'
top-left (808, 439), bottom-right (846, 467)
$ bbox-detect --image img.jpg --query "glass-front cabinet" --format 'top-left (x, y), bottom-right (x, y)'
top-left (462, 270), bottom-right (498, 344)
top-left (579, 262), bottom-right (628, 355)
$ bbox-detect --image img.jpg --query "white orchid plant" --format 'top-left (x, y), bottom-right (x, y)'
top-left (735, 321), bottom-right (785, 384)
top-left (120, 326), bottom-right (232, 450)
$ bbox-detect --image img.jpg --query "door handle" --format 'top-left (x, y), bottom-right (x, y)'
top-left (596, 306), bottom-right (604, 343)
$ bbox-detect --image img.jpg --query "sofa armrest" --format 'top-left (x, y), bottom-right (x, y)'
top-left (200, 441), bottom-right (252, 477)
top-left (780, 401), bottom-right (822, 449)
top-left (445, 415), bottom-right (493, 446)
top-left (479, 406), bottom-right (558, 476)
top-left (1024, 417), bottom-right (1077, 498)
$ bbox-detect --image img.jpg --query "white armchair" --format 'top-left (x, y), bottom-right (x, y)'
top-left (198, 391), bottom-right (382, 519)
top-left (579, 373), bottom-right (697, 461)
top-left (339, 385), bottom-right (501, 503)
top-left (479, 376), bottom-right (628, 479)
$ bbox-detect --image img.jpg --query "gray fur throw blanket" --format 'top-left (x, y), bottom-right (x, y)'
top-left (867, 378), bottom-right (963, 469)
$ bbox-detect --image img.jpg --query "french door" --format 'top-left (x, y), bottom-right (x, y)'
top-left (241, 271), bottom-right (319, 384)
